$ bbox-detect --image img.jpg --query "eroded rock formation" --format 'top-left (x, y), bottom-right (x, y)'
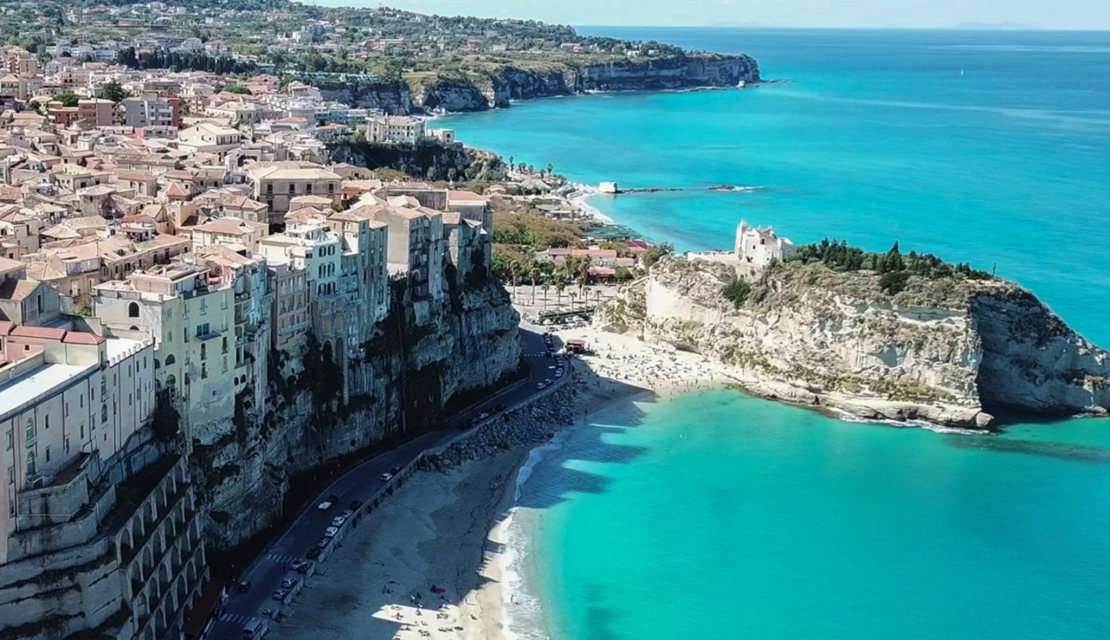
top-left (597, 257), bottom-right (1110, 428)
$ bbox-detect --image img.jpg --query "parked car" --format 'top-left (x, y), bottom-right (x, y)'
top-left (242, 618), bottom-right (268, 639)
top-left (324, 526), bottom-right (339, 538)
top-left (390, 466), bottom-right (402, 475)
top-left (288, 559), bottom-right (309, 573)
top-left (379, 472), bottom-right (393, 483)
top-left (327, 494), bottom-right (339, 503)
top-left (306, 548), bottom-right (321, 560)
top-left (316, 500), bottom-right (332, 511)
top-left (280, 576), bottom-right (297, 589)
top-left (316, 537), bottom-right (331, 549)
top-left (272, 588), bottom-right (289, 601)
top-left (237, 580), bottom-right (252, 593)
top-left (331, 515), bottom-right (347, 527)
top-left (349, 499), bottom-right (363, 511)
top-left (477, 412), bottom-right (490, 420)
top-left (535, 382), bottom-right (546, 390)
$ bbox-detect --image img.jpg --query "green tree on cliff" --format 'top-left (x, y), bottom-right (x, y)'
top-left (98, 79), bottom-right (129, 103)
top-left (51, 92), bottom-right (80, 107)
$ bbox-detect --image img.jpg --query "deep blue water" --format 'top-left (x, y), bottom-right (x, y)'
top-left (439, 29), bottom-right (1110, 640)
top-left (440, 28), bottom-right (1110, 346)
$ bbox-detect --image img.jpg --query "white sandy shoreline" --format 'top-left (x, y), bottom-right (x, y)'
top-left (280, 327), bottom-right (735, 640)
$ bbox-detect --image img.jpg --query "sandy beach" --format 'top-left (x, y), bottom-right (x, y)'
top-left (280, 327), bottom-right (727, 640)
top-left (279, 449), bottom-right (528, 640)
top-left (556, 326), bottom-right (738, 400)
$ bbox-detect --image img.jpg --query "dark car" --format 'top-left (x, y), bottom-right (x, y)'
top-left (306, 548), bottom-right (321, 559)
top-left (390, 466), bottom-right (402, 474)
top-left (327, 493), bottom-right (339, 503)
top-left (349, 499), bottom-right (363, 511)
top-left (237, 580), bottom-right (252, 593)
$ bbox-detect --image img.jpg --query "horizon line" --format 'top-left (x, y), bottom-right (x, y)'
top-left (574, 25), bottom-right (1110, 32)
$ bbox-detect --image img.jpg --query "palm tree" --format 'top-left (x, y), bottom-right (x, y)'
top-left (554, 273), bottom-right (567, 308)
top-left (528, 264), bottom-right (541, 304)
top-left (546, 162), bottom-right (554, 176)
top-left (541, 281), bottom-right (551, 311)
top-left (576, 256), bottom-right (592, 296)
top-left (508, 260), bottom-right (521, 299)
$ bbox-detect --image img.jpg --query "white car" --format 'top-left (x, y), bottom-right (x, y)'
top-left (331, 515), bottom-right (347, 527)
top-left (379, 472), bottom-right (393, 483)
top-left (316, 501), bottom-right (332, 511)
top-left (324, 526), bottom-right (339, 538)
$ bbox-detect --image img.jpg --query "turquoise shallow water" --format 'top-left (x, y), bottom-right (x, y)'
top-left (438, 28), bottom-right (1110, 640)
top-left (511, 393), bottom-right (1110, 640)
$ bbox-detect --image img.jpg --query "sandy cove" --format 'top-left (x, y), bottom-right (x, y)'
top-left (279, 327), bottom-right (729, 640)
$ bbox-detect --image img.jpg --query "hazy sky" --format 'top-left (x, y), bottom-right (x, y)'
top-left (325, 0), bottom-right (1110, 30)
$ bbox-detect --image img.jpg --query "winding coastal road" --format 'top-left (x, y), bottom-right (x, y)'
top-left (208, 322), bottom-right (557, 638)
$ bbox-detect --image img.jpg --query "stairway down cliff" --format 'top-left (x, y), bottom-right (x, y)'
top-left (596, 257), bottom-right (1110, 428)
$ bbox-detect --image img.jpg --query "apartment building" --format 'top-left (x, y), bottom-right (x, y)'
top-left (121, 95), bottom-right (182, 129)
top-left (366, 115), bottom-right (425, 144)
top-left (187, 218), bottom-right (269, 254)
top-left (0, 327), bottom-right (205, 640)
top-left (245, 161), bottom-right (342, 224)
top-left (267, 259), bottom-right (309, 353)
top-left (93, 264), bottom-right (236, 440)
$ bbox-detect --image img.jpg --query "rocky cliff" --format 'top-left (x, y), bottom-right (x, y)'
top-left (198, 278), bottom-right (522, 549)
top-left (597, 257), bottom-right (1110, 428)
top-left (328, 139), bottom-right (506, 182)
top-left (315, 53), bottom-right (759, 114)
top-left (414, 54), bottom-right (760, 111)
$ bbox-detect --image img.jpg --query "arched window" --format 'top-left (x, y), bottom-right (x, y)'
top-left (26, 452), bottom-right (35, 476)
top-left (128, 302), bottom-right (140, 318)
top-left (165, 354), bottom-right (176, 366)
top-left (25, 419), bottom-right (33, 444)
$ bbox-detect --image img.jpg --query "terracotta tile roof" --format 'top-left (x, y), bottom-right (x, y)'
top-left (165, 182), bottom-right (192, 197)
top-left (10, 325), bottom-right (66, 340)
top-left (0, 279), bottom-right (38, 302)
top-left (63, 331), bottom-right (106, 345)
top-left (118, 171), bottom-right (157, 182)
top-left (447, 190), bottom-right (488, 202)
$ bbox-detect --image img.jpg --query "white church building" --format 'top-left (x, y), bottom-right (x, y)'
top-left (735, 220), bottom-right (796, 274)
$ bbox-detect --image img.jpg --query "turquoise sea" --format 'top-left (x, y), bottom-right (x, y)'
top-left (440, 29), bottom-right (1110, 640)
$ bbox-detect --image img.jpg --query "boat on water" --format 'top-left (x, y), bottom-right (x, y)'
top-left (737, 80), bottom-right (747, 89)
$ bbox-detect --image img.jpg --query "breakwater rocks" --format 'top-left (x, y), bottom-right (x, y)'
top-left (597, 256), bottom-right (1110, 428)
top-left (421, 387), bottom-right (577, 470)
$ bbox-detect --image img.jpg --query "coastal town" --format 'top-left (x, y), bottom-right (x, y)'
top-left (4, 3), bottom-right (1105, 640)
top-left (0, 3), bottom-right (686, 640)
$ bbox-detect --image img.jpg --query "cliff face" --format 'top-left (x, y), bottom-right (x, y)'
top-left (199, 280), bottom-right (521, 549)
top-left (407, 53), bottom-right (761, 112)
top-left (317, 81), bottom-right (416, 114)
top-left (598, 258), bottom-right (1110, 427)
top-left (328, 140), bottom-right (506, 182)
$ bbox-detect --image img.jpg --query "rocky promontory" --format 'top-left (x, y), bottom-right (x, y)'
top-left (597, 256), bottom-right (1110, 428)
top-left (318, 53), bottom-right (760, 114)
